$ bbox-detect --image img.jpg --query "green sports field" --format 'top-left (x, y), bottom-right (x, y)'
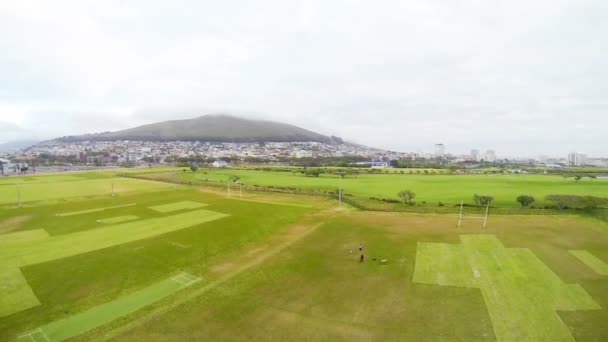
top-left (1, 171), bottom-right (607, 341)
top-left (177, 168), bottom-right (608, 207)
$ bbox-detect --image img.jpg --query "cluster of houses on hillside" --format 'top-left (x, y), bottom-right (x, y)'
top-left (1, 140), bottom-right (606, 175)
top-left (15, 140), bottom-right (404, 166)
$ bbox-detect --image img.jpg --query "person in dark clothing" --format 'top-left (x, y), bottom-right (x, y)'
top-left (360, 253), bottom-right (365, 263)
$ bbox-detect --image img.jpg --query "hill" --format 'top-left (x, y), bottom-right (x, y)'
top-left (0, 139), bottom-right (40, 153)
top-left (56, 114), bottom-right (342, 143)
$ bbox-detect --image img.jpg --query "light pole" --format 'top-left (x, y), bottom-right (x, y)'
top-left (336, 171), bottom-right (345, 207)
top-left (16, 183), bottom-right (22, 208)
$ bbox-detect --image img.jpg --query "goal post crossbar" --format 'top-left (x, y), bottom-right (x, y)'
top-left (457, 200), bottom-right (490, 229)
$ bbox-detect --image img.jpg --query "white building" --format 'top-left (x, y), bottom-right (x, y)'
top-left (212, 160), bottom-right (229, 168)
top-left (484, 150), bottom-right (497, 163)
top-left (0, 158), bottom-right (13, 175)
top-left (434, 144), bottom-right (445, 158)
top-left (470, 149), bottom-right (480, 161)
top-left (568, 152), bottom-right (587, 166)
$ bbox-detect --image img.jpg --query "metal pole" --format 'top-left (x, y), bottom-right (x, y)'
top-left (16, 183), bottom-right (22, 208)
top-left (483, 202), bottom-right (490, 229)
top-left (339, 176), bottom-right (342, 207)
top-left (457, 200), bottom-right (463, 228)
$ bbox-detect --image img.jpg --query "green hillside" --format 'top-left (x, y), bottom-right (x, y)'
top-left (56, 114), bottom-right (341, 143)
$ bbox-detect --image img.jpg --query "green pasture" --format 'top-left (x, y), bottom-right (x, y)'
top-left (117, 212), bottom-right (608, 341)
top-left (97, 215), bottom-right (139, 224)
top-left (2, 170), bottom-right (608, 341)
top-left (0, 176), bottom-right (314, 340)
top-left (0, 208), bottom-right (228, 317)
top-left (149, 200), bottom-right (207, 212)
top-left (414, 235), bottom-right (600, 341)
top-left (178, 169), bottom-right (608, 207)
top-left (57, 203), bottom-right (136, 217)
top-left (0, 177), bottom-right (172, 206)
top-left (17, 273), bottom-right (199, 342)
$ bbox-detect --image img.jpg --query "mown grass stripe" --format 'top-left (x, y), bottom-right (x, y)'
top-left (569, 250), bottom-right (608, 276)
top-left (96, 215), bottom-right (139, 224)
top-left (19, 273), bottom-right (199, 342)
top-left (0, 209), bottom-right (228, 317)
top-left (414, 234), bottom-right (600, 341)
top-left (56, 203), bottom-right (136, 217)
top-left (149, 201), bottom-right (207, 213)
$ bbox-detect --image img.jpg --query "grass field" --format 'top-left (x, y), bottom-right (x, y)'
top-left (1, 171), bottom-right (608, 341)
top-left (176, 168), bottom-right (608, 207)
top-left (17, 273), bottom-right (199, 342)
top-left (0, 177), bottom-right (172, 206)
top-left (569, 250), bottom-right (608, 276)
top-left (414, 235), bottom-right (600, 341)
top-left (113, 212), bottom-right (608, 341)
top-left (97, 215), bottom-right (139, 224)
top-left (149, 201), bottom-right (207, 212)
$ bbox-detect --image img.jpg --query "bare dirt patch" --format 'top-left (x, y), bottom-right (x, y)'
top-left (0, 216), bottom-right (32, 234)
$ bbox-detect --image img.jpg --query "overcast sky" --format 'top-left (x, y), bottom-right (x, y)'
top-left (1, 1), bottom-right (607, 157)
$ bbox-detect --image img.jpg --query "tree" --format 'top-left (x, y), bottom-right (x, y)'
top-left (516, 195), bottom-right (535, 208)
top-left (398, 190), bottom-right (416, 205)
top-left (546, 194), bottom-right (608, 210)
top-left (574, 175), bottom-right (582, 182)
top-left (473, 194), bottom-right (494, 206)
top-left (189, 165), bottom-right (198, 172)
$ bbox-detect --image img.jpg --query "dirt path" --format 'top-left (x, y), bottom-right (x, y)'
top-left (95, 208), bottom-right (339, 341)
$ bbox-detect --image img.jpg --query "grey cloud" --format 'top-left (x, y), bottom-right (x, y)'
top-left (0, 0), bottom-right (607, 157)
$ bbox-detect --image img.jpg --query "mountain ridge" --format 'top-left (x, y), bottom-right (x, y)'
top-left (54, 114), bottom-right (343, 144)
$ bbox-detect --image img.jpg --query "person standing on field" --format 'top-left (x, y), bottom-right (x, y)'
top-left (359, 243), bottom-right (365, 263)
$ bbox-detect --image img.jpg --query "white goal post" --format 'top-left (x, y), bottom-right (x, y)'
top-left (457, 200), bottom-right (490, 229)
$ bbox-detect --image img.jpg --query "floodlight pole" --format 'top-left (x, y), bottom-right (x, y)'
top-left (457, 200), bottom-right (463, 228)
top-left (483, 202), bottom-right (490, 229)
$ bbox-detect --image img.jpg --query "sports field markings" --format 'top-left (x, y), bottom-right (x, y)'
top-left (17, 328), bottom-right (50, 342)
top-left (96, 215), bottom-right (139, 224)
top-left (16, 273), bottom-right (200, 342)
top-left (56, 203), bottom-right (136, 217)
top-left (171, 272), bottom-right (201, 287)
top-left (569, 250), bottom-right (608, 276)
top-left (168, 241), bottom-right (190, 249)
top-left (148, 201), bottom-right (207, 213)
top-left (1, 209), bottom-right (228, 317)
top-left (413, 234), bottom-right (601, 342)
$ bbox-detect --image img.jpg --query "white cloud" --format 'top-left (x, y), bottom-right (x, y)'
top-left (0, 0), bottom-right (607, 157)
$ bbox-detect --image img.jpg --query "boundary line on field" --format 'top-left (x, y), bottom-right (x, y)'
top-left (18, 328), bottom-right (50, 342)
top-left (171, 273), bottom-right (201, 287)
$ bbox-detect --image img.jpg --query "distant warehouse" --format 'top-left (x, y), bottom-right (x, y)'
top-left (354, 161), bottom-right (390, 168)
